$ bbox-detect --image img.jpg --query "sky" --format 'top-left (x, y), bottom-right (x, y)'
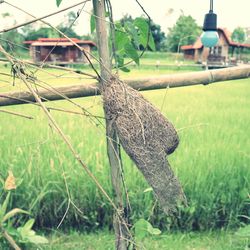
top-left (1, 0), bottom-right (250, 36)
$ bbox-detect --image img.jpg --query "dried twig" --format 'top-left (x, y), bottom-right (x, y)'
top-left (2, 230), bottom-right (21, 250)
top-left (35, 2), bottom-right (87, 72)
top-left (0, 37), bottom-right (35, 52)
top-left (160, 85), bottom-right (170, 112)
top-left (0, 55), bottom-right (60, 78)
top-left (0, 92), bottom-right (104, 122)
top-left (0, 0), bottom-right (90, 33)
top-left (4, 1), bottom-right (102, 79)
top-left (0, 57), bottom-right (97, 79)
top-left (0, 72), bottom-right (12, 78)
top-left (47, 106), bottom-right (105, 119)
top-left (0, 52), bottom-right (104, 127)
top-left (2, 66), bottom-right (250, 107)
top-left (0, 44), bottom-right (122, 227)
top-left (0, 108), bottom-right (33, 119)
top-left (52, 141), bottom-right (84, 229)
top-left (33, 78), bottom-right (105, 127)
top-left (177, 123), bottom-right (209, 132)
top-left (35, 62), bottom-right (97, 79)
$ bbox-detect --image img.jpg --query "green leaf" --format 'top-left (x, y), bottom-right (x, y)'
top-left (0, 192), bottom-right (10, 223)
top-left (56, 0), bottom-right (63, 7)
top-left (6, 226), bottom-right (19, 238)
top-left (125, 22), bottom-right (140, 48)
top-left (147, 224), bottom-right (161, 235)
top-left (124, 43), bottom-right (139, 65)
top-left (90, 15), bottom-right (96, 34)
top-left (133, 17), bottom-right (155, 51)
top-left (148, 32), bottom-right (156, 51)
top-left (134, 219), bottom-right (149, 240)
top-left (115, 43), bottom-right (131, 73)
top-left (23, 218), bottom-right (35, 231)
top-left (134, 18), bottom-right (148, 46)
top-left (151, 228), bottom-right (161, 235)
top-left (120, 67), bottom-right (130, 72)
top-left (117, 54), bottom-right (124, 67)
top-left (2, 208), bottom-right (29, 223)
top-left (17, 219), bottom-right (35, 241)
top-left (27, 235), bottom-right (49, 244)
top-left (134, 18), bottom-right (148, 32)
top-left (134, 219), bottom-right (161, 240)
top-left (115, 30), bottom-right (130, 51)
top-left (17, 218), bottom-right (48, 245)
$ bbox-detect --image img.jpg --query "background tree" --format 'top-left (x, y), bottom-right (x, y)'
top-left (57, 11), bottom-right (81, 39)
top-left (57, 26), bottom-right (81, 39)
top-left (150, 21), bottom-right (166, 51)
top-left (119, 14), bottom-right (166, 51)
top-left (22, 11), bottom-right (81, 41)
top-left (0, 13), bottom-right (24, 52)
top-left (0, 30), bottom-right (24, 52)
top-left (167, 15), bottom-right (201, 52)
top-left (22, 26), bottom-right (58, 41)
top-left (232, 27), bottom-right (246, 43)
top-left (245, 28), bottom-right (250, 43)
top-left (23, 25), bottom-right (80, 41)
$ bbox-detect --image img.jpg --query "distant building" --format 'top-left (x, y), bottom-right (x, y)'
top-left (181, 28), bottom-right (250, 67)
top-left (24, 38), bottom-right (96, 64)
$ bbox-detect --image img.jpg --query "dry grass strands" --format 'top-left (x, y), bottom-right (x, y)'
top-left (4, 170), bottom-right (16, 191)
top-left (102, 76), bottom-right (185, 213)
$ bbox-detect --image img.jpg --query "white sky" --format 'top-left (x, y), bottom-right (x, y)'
top-left (1, 0), bottom-right (250, 35)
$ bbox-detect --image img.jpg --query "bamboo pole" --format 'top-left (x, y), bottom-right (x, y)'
top-left (92, 0), bottom-right (128, 249)
top-left (0, 65), bottom-right (249, 107)
top-left (0, 0), bottom-right (90, 33)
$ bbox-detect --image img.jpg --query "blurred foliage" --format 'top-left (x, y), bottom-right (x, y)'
top-left (232, 27), bottom-right (246, 44)
top-left (22, 26), bottom-right (58, 41)
top-left (167, 15), bottom-right (201, 52)
top-left (0, 30), bottom-right (24, 52)
top-left (22, 11), bottom-right (82, 41)
top-left (0, 12), bottom-right (24, 52)
top-left (119, 14), bottom-right (166, 51)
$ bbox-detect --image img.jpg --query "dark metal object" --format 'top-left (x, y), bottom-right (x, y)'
top-left (203, 0), bottom-right (217, 31)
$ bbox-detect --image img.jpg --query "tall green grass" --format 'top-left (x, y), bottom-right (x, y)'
top-left (0, 78), bottom-right (249, 232)
top-left (30, 230), bottom-right (250, 250)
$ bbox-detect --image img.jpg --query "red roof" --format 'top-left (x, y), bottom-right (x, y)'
top-left (181, 45), bottom-right (193, 50)
top-left (24, 38), bottom-right (96, 47)
top-left (23, 40), bottom-right (35, 44)
top-left (37, 38), bottom-right (79, 42)
top-left (181, 28), bottom-right (250, 50)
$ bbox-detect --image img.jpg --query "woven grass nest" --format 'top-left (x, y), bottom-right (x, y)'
top-left (102, 75), bottom-right (185, 213)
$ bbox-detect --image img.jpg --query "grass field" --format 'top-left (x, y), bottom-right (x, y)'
top-left (0, 53), bottom-right (250, 248)
top-left (1, 229), bottom-right (249, 249)
top-left (25, 230), bottom-right (250, 250)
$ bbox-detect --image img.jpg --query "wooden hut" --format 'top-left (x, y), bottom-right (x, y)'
top-left (181, 28), bottom-right (250, 67)
top-left (24, 38), bottom-right (96, 64)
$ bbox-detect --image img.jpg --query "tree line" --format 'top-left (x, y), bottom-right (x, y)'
top-left (1, 11), bottom-right (249, 53)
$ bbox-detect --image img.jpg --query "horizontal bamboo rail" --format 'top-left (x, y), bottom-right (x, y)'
top-left (0, 65), bottom-right (249, 107)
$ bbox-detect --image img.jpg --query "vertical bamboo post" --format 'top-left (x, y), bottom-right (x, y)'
top-left (92, 1), bottom-right (128, 249)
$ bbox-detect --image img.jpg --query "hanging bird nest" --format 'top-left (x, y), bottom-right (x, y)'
top-left (102, 75), bottom-right (186, 213)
